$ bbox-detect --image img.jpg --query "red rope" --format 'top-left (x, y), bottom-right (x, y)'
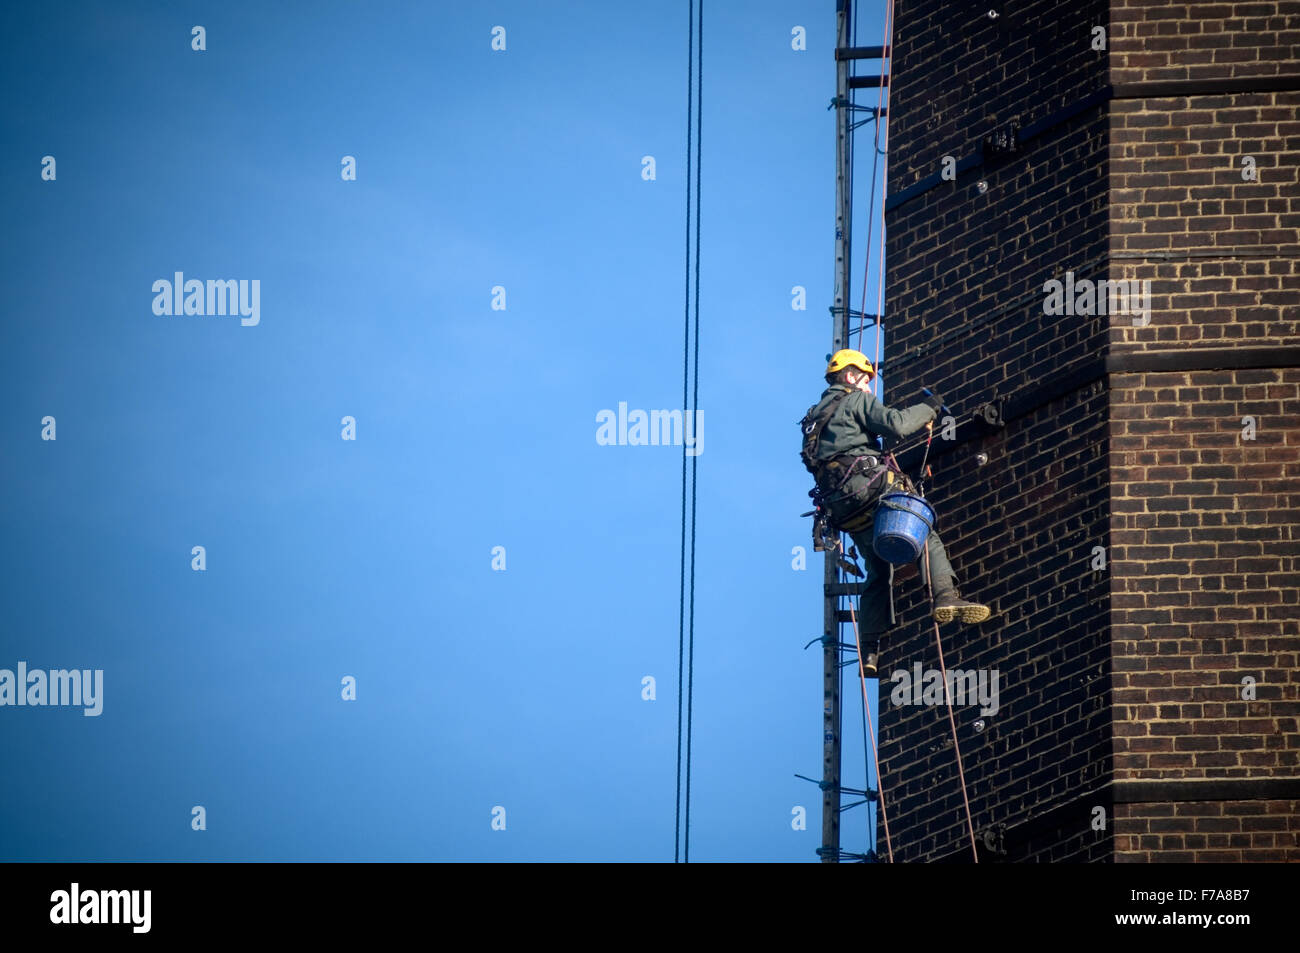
top-left (848, 599), bottom-right (894, 863)
top-left (921, 544), bottom-right (980, 863)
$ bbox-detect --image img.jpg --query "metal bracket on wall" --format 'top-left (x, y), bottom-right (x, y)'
top-left (973, 399), bottom-right (1005, 428)
top-left (981, 117), bottom-right (1020, 160)
top-left (977, 823), bottom-right (1008, 858)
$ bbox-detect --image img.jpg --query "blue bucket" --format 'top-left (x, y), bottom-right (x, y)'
top-left (872, 492), bottom-right (935, 565)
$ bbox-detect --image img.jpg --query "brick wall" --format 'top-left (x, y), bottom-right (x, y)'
top-left (1115, 798), bottom-right (1300, 861)
top-left (1109, 368), bottom-right (1300, 860)
top-left (1108, 1), bottom-right (1300, 350)
top-left (876, 387), bottom-right (1113, 862)
top-left (873, 0), bottom-right (1299, 862)
top-left (884, 0), bottom-right (1111, 405)
top-left (1108, 87), bottom-right (1300, 349)
top-left (877, 0), bottom-right (1113, 862)
top-left (1104, 0), bottom-right (1300, 862)
top-left (1109, 1), bottom-right (1299, 85)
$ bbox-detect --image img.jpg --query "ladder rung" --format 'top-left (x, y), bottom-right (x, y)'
top-left (826, 582), bottom-right (871, 597)
top-left (835, 45), bottom-right (890, 60)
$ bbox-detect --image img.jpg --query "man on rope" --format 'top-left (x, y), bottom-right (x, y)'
top-left (801, 349), bottom-right (990, 677)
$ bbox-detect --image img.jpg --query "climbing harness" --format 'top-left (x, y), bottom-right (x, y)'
top-left (799, 388), bottom-right (908, 542)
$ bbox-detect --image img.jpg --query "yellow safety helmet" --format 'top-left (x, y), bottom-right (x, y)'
top-left (826, 348), bottom-right (875, 380)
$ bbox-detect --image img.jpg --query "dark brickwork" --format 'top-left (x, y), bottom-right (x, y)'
top-left (1109, 89), bottom-right (1300, 348)
top-left (876, 387), bottom-right (1114, 863)
top-left (1110, 368), bottom-right (1300, 860)
top-left (1115, 798), bottom-right (1300, 862)
top-left (873, 0), bottom-right (1299, 861)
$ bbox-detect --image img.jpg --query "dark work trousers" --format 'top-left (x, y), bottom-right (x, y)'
top-left (847, 522), bottom-right (956, 640)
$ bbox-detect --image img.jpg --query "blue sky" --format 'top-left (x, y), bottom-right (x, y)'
top-left (0, 0), bottom-right (890, 861)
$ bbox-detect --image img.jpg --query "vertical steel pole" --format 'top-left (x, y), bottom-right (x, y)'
top-left (822, 0), bottom-right (852, 863)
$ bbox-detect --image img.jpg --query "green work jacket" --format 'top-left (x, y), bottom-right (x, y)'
top-left (808, 384), bottom-right (937, 464)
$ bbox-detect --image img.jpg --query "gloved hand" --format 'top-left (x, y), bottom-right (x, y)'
top-left (922, 391), bottom-right (945, 414)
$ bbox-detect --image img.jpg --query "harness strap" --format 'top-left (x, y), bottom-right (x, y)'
top-left (801, 388), bottom-right (852, 477)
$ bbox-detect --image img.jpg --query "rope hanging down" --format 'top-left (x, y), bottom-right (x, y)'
top-left (922, 542), bottom-right (980, 862)
top-left (883, 421), bottom-right (981, 861)
top-left (849, 601), bottom-right (895, 862)
top-left (675, 0), bottom-right (703, 865)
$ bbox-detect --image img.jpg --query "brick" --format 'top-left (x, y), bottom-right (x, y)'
top-left (876, 0), bottom-right (1300, 865)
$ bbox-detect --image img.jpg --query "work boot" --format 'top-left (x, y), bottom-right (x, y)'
top-left (932, 589), bottom-right (990, 625)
